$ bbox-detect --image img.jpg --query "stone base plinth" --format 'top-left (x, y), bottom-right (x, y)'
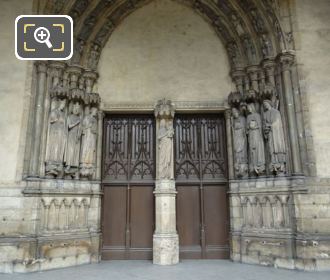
top-left (153, 233), bottom-right (179, 265)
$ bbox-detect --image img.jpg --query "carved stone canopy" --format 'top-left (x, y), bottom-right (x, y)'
top-left (228, 91), bottom-right (243, 108)
top-left (154, 99), bottom-right (175, 119)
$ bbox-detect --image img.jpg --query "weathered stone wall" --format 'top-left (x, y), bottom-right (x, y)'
top-left (293, 0), bottom-right (330, 178)
top-left (97, 0), bottom-right (232, 106)
top-left (0, 0), bottom-right (33, 182)
top-left (0, 0), bottom-right (102, 273)
top-left (291, 0), bottom-right (330, 270)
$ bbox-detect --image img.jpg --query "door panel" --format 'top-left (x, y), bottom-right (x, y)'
top-left (102, 186), bottom-right (126, 247)
top-left (174, 115), bottom-right (229, 259)
top-left (177, 186), bottom-right (201, 258)
top-left (204, 185), bottom-right (229, 259)
top-left (102, 115), bottom-right (155, 260)
top-left (130, 186), bottom-right (154, 249)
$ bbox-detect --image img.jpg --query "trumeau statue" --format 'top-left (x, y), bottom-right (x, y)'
top-left (80, 107), bottom-right (98, 179)
top-left (246, 103), bottom-right (266, 176)
top-left (231, 108), bottom-right (248, 178)
top-left (263, 100), bottom-right (287, 174)
top-left (45, 99), bottom-right (67, 178)
top-left (64, 102), bottom-right (81, 179)
top-left (158, 118), bottom-right (174, 180)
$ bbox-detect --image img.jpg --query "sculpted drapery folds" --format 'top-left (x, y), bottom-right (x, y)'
top-left (64, 102), bottom-right (82, 179)
top-left (45, 99), bottom-right (67, 178)
top-left (80, 107), bottom-right (98, 179)
top-left (158, 118), bottom-right (174, 180)
top-left (232, 107), bottom-right (248, 178)
top-left (263, 100), bottom-right (287, 174)
top-left (246, 103), bottom-right (266, 176)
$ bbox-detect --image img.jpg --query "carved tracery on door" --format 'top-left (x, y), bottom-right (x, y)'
top-left (175, 115), bottom-right (227, 182)
top-left (174, 114), bottom-right (229, 259)
top-left (102, 115), bottom-right (155, 260)
top-left (103, 116), bottom-right (155, 182)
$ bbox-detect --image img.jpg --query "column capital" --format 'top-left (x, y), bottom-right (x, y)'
top-left (246, 65), bottom-right (261, 82)
top-left (82, 69), bottom-right (98, 81)
top-left (66, 65), bottom-right (83, 76)
top-left (262, 58), bottom-right (276, 72)
top-left (48, 61), bottom-right (66, 71)
top-left (36, 61), bottom-right (48, 73)
top-left (154, 99), bottom-right (175, 119)
top-left (278, 52), bottom-right (295, 71)
top-left (231, 68), bottom-right (246, 81)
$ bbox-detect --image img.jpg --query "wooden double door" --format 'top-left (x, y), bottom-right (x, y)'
top-left (101, 114), bottom-right (229, 260)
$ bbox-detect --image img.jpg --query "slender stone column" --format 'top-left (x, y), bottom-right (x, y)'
top-left (279, 53), bottom-right (302, 175)
top-left (30, 62), bottom-right (48, 177)
top-left (96, 110), bottom-right (104, 180)
top-left (153, 99), bottom-right (179, 265)
top-left (225, 109), bottom-right (234, 180)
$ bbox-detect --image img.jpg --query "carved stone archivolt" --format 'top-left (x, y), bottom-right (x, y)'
top-left (42, 0), bottom-right (291, 71)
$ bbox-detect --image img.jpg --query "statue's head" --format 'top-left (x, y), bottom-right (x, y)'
top-left (232, 107), bottom-right (240, 118)
top-left (73, 102), bottom-right (80, 115)
top-left (59, 99), bottom-right (66, 110)
top-left (159, 119), bottom-right (166, 129)
top-left (91, 107), bottom-right (98, 117)
top-left (263, 100), bottom-right (272, 111)
top-left (50, 99), bottom-right (57, 111)
top-left (247, 103), bottom-right (255, 114)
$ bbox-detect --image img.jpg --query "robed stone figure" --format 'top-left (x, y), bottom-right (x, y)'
top-left (45, 99), bottom-right (67, 178)
top-left (246, 103), bottom-right (266, 176)
top-left (158, 119), bottom-right (174, 180)
top-left (232, 108), bottom-right (248, 178)
top-left (263, 100), bottom-right (287, 174)
top-left (80, 107), bottom-right (98, 179)
top-left (64, 103), bottom-right (81, 179)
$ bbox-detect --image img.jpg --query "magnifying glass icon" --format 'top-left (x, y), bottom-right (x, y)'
top-left (34, 27), bottom-right (53, 49)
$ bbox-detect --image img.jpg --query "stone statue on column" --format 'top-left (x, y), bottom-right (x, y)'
top-left (158, 119), bottom-right (174, 180)
top-left (246, 103), bottom-right (266, 176)
top-left (153, 99), bottom-right (179, 265)
top-left (263, 100), bottom-right (287, 175)
top-left (80, 107), bottom-right (98, 180)
top-left (64, 102), bottom-right (82, 179)
top-left (231, 108), bottom-right (248, 178)
top-left (45, 99), bottom-right (67, 178)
